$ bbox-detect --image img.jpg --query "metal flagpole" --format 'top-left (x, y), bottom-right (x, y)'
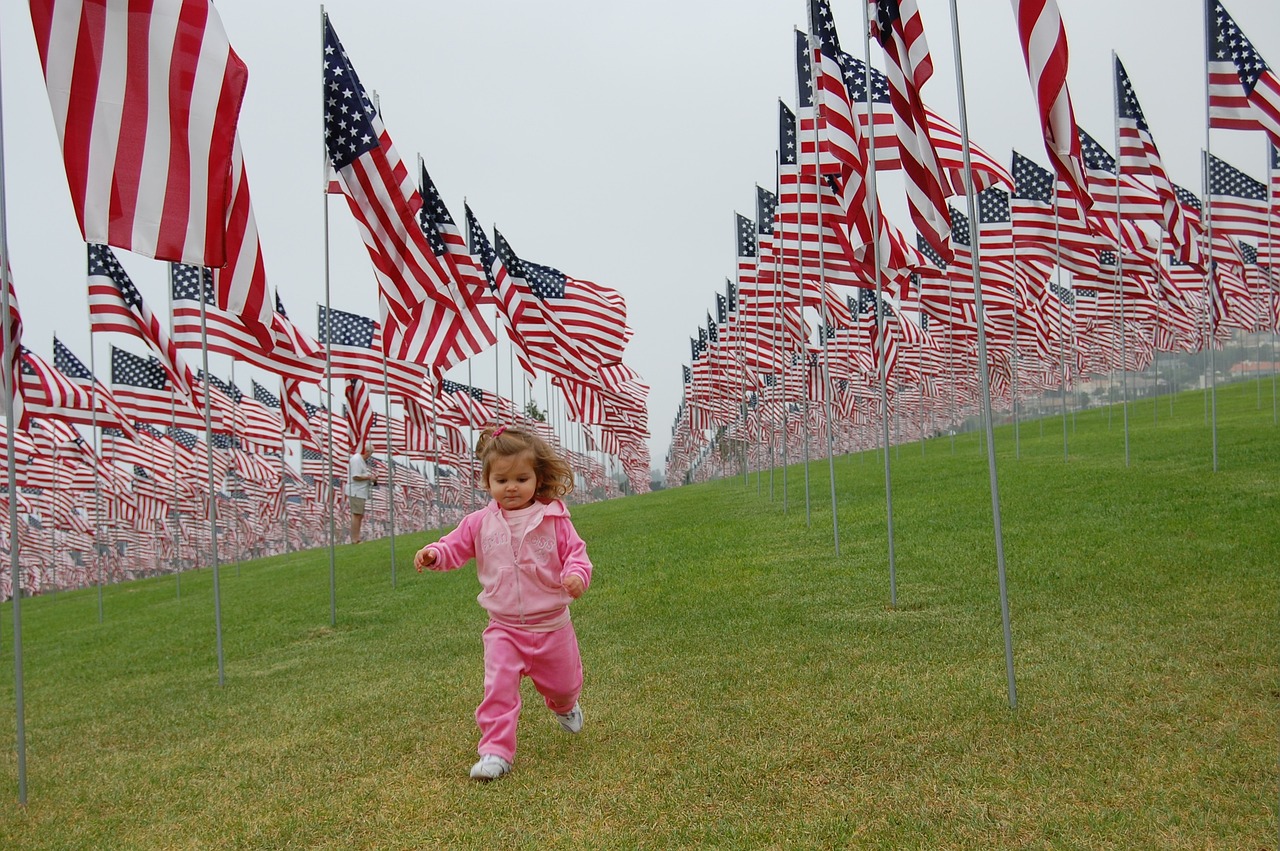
top-left (87, 312), bottom-right (105, 621)
top-left (380, 355), bottom-right (396, 586)
top-left (1054, 192), bottom-right (1070, 459)
top-left (1201, 4), bottom-right (1219, 471)
top-left (1112, 53), bottom-right (1131, 467)
top-left (860, 9), bottom-right (897, 602)
top-left (1011, 237), bottom-right (1021, 459)
top-left (949, 0), bottom-right (1016, 708)
top-left (322, 5), bottom-right (337, 626)
top-left (166, 269), bottom-right (181, 596)
top-left (796, 30), bottom-right (813, 527)
top-left (775, 128), bottom-right (790, 512)
top-left (197, 278), bottom-right (225, 687)
top-left (1268, 141), bottom-right (1277, 425)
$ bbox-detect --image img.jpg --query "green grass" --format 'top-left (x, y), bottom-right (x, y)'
top-left (0, 381), bottom-right (1276, 849)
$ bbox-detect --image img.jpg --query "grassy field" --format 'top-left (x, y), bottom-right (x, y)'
top-left (0, 381), bottom-right (1276, 849)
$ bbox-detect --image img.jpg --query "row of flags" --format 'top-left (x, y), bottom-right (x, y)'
top-left (0, 1), bottom-right (660, 596)
top-left (665, 0), bottom-right (1279, 484)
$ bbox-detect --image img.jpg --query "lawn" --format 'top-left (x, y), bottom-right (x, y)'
top-left (0, 381), bottom-right (1276, 849)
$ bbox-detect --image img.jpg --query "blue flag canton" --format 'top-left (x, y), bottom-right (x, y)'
top-left (111, 346), bottom-right (167, 390)
top-left (53, 337), bottom-right (92, 381)
top-left (317, 305), bottom-right (375, 348)
top-left (1114, 60), bottom-right (1149, 131)
top-left (716, 293), bottom-right (728, 326)
top-left (88, 243), bottom-right (142, 308)
top-left (756, 186), bottom-right (777, 236)
top-left (166, 427), bottom-right (199, 451)
top-left (916, 233), bottom-right (947, 269)
top-left (1174, 183), bottom-right (1203, 213)
top-left (794, 30), bottom-right (814, 109)
top-left (525, 261), bottom-right (567, 302)
top-left (322, 17), bottom-right (380, 170)
top-left (211, 433), bottom-right (241, 451)
top-left (171, 263), bottom-right (214, 303)
top-left (417, 165), bottom-right (452, 257)
top-left (737, 213), bottom-right (757, 259)
top-left (201, 370), bottom-right (242, 404)
top-left (1208, 154), bottom-right (1266, 200)
top-left (978, 187), bottom-right (1011, 224)
top-left (466, 206), bottom-right (499, 290)
top-left (493, 230), bottom-right (528, 282)
top-left (302, 399), bottom-right (325, 420)
top-left (1209, 0), bottom-right (1270, 94)
top-left (1012, 151), bottom-right (1054, 203)
top-left (807, 0), bottom-right (846, 68)
top-left (1272, 143), bottom-right (1280, 171)
top-left (252, 380), bottom-right (280, 409)
top-left (1049, 281), bottom-right (1076, 307)
top-left (441, 379), bottom-right (483, 402)
top-left (1239, 241), bottom-right (1258, 265)
top-left (779, 102), bottom-right (799, 167)
top-left (1077, 128), bottom-right (1116, 174)
top-left (948, 206), bottom-right (972, 248)
top-left (841, 54), bottom-right (890, 105)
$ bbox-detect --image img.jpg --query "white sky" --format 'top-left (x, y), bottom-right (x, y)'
top-left (0, 0), bottom-right (1275, 471)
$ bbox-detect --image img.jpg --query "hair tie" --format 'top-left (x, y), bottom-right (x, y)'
top-left (492, 426), bottom-right (506, 438)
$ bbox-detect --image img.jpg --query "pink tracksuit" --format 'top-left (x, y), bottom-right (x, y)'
top-left (424, 498), bottom-right (592, 763)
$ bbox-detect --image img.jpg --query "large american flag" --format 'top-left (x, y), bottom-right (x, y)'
top-left (1009, 0), bottom-right (1093, 213)
top-left (109, 346), bottom-right (204, 430)
top-left (1207, 0), bottom-right (1280, 149)
top-left (19, 347), bottom-right (94, 430)
top-left (171, 263), bottom-right (322, 382)
top-left (1208, 153), bottom-right (1271, 245)
top-left (868, 0), bottom-right (952, 261)
top-left (214, 137), bottom-right (273, 352)
top-left (465, 204), bottom-right (536, 383)
top-left (28, 0), bottom-right (247, 268)
top-left (1114, 57), bottom-right (1203, 268)
top-left (53, 336), bottom-right (139, 441)
top-left (344, 379), bottom-right (374, 453)
top-left (87, 243), bottom-right (196, 399)
top-left (322, 16), bottom-right (458, 329)
top-left (317, 305), bottom-right (429, 404)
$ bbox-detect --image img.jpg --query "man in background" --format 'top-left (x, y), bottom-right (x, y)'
top-left (347, 445), bottom-right (377, 543)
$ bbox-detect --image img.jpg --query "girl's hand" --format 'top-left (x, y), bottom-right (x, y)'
top-left (562, 574), bottom-right (584, 599)
top-left (414, 546), bottom-right (437, 572)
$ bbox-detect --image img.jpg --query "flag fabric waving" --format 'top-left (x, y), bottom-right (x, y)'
top-left (1207, 0), bottom-right (1280, 149)
top-left (28, 0), bottom-right (248, 268)
top-left (1009, 0), bottom-right (1093, 213)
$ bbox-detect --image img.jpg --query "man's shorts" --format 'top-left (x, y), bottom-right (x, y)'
top-left (350, 496), bottom-right (366, 516)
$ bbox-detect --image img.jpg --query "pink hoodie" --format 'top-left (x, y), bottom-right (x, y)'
top-left (425, 499), bottom-right (592, 631)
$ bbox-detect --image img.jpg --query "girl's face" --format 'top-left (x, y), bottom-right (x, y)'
top-left (487, 451), bottom-right (538, 510)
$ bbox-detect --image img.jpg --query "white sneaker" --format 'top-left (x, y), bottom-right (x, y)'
top-left (469, 754), bottom-right (511, 781)
top-left (555, 702), bottom-right (584, 734)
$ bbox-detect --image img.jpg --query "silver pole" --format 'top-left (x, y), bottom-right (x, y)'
top-left (1112, 53), bottom-right (1130, 467)
top-left (949, 0), bottom-right (1016, 708)
top-left (166, 269), bottom-right (181, 595)
top-left (380, 357), bottom-right (396, 586)
top-left (861, 11), bottom-right (897, 604)
top-left (198, 281), bottom-right (225, 687)
top-left (0, 32), bottom-right (24, 791)
top-left (1201, 5), bottom-right (1220, 471)
top-left (1054, 192), bottom-right (1069, 459)
top-left (322, 6), bottom-right (337, 625)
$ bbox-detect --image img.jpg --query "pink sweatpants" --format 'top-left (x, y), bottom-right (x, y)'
top-left (476, 620), bottom-right (582, 763)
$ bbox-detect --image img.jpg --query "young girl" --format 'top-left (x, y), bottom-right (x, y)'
top-left (414, 425), bottom-right (593, 781)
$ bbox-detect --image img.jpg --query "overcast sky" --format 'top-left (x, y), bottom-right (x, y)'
top-left (0, 0), bottom-right (1275, 470)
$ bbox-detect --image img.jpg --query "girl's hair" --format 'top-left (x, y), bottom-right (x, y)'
top-left (475, 425), bottom-right (575, 501)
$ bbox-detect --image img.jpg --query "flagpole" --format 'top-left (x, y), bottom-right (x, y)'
top-left (380, 357), bottom-right (396, 587)
top-left (949, 0), bottom-right (1016, 708)
top-left (1201, 5), bottom-right (1220, 471)
top-left (860, 9), bottom-right (897, 602)
top-left (774, 129), bottom-right (789, 512)
top-left (196, 277), bottom-right (226, 687)
top-left (87, 313), bottom-right (105, 621)
top-left (1267, 141), bottom-right (1277, 425)
top-left (321, 5), bottom-right (338, 625)
top-left (1011, 235), bottom-right (1021, 459)
top-left (1111, 53), bottom-right (1131, 467)
top-left (1053, 191), bottom-right (1069, 459)
top-left (166, 269), bottom-right (181, 597)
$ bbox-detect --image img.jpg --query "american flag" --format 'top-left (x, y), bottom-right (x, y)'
top-left (1, 267), bottom-right (24, 431)
top-left (1207, 0), bottom-right (1280, 149)
top-left (1076, 128), bottom-right (1163, 262)
top-left (437, 379), bottom-right (493, 429)
top-left (109, 346), bottom-right (204, 431)
top-left (322, 15), bottom-right (458, 328)
top-left (492, 227), bottom-right (599, 383)
top-left (317, 305), bottom-right (429, 404)
top-left (19, 347), bottom-right (95, 430)
top-left (1208, 153), bottom-right (1270, 244)
top-left (280, 378), bottom-right (317, 445)
top-left (53, 336), bottom-right (139, 442)
top-left (344, 379), bottom-right (374, 453)
top-left (215, 136), bottom-right (273, 352)
top-left (1009, 0), bottom-right (1093, 213)
top-left (1114, 57), bottom-right (1204, 267)
top-left (465, 205), bottom-right (537, 383)
top-left (868, 0), bottom-right (952, 261)
top-left (525, 259), bottom-right (630, 369)
top-left (29, 0), bottom-right (247, 269)
top-left (88, 244), bottom-right (195, 399)
top-left (171, 264), bottom-right (322, 382)
top-left (236, 382), bottom-right (284, 448)
top-left (1010, 150), bottom-right (1102, 279)
top-left (396, 161), bottom-right (495, 374)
